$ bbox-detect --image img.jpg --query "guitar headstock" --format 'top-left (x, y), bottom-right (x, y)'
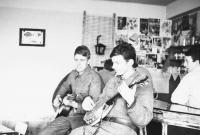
top-left (129, 75), bottom-right (148, 88)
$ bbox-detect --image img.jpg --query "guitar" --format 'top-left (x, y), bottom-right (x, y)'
top-left (55, 94), bottom-right (76, 118)
top-left (83, 74), bottom-right (148, 126)
top-left (55, 103), bottom-right (72, 118)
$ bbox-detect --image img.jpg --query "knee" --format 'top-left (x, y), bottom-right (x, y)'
top-left (38, 131), bottom-right (44, 135)
top-left (38, 130), bottom-right (45, 135)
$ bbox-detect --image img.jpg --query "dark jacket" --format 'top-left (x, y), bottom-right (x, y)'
top-left (54, 66), bottom-right (104, 115)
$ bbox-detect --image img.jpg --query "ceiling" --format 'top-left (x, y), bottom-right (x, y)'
top-left (103, 0), bottom-right (176, 6)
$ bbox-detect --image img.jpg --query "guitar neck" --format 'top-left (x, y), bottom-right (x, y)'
top-left (105, 76), bottom-right (148, 106)
top-left (105, 82), bottom-right (137, 105)
top-left (106, 93), bottom-right (121, 105)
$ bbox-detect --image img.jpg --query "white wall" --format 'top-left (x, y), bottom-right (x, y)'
top-left (0, 0), bottom-right (166, 121)
top-left (0, 0), bottom-right (166, 18)
top-left (0, 7), bottom-right (82, 120)
top-left (166, 0), bottom-right (200, 18)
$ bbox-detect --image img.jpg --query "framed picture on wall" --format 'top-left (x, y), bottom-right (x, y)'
top-left (19, 28), bottom-right (46, 47)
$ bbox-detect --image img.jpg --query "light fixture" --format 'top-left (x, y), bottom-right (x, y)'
top-left (95, 35), bottom-right (106, 55)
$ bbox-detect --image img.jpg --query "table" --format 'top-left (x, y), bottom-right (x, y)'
top-left (153, 100), bottom-right (200, 135)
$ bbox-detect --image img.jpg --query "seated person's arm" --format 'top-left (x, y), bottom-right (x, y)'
top-left (77, 73), bottom-right (104, 112)
top-left (171, 77), bottom-right (190, 105)
top-left (124, 70), bottom-right (154, 127)
top-left (88, 73), bottom-right (104, 102)
top-left (127, 83), bottom-right (154, 127)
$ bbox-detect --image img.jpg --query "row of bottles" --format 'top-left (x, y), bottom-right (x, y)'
top-left (174, 53), bottom-right (185, 60)
top-left (181, 36), bottom-right (200, 46)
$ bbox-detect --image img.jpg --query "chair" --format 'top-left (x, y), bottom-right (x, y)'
top-left (14, 122), bottom-right (27, 135)
top-left (139, 127), bottom-right (147, 135)
top-left (52, 73), bottom-right (70, 111)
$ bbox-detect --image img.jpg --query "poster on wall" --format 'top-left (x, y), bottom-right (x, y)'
top-left (19, 28), bottom-right (46, 47)
top-left (152, 37), bottom-right (162, 54)
top-left (128, 33), bottom-right (140, 47)
top-left (172, 17), bottom-right (182, 43)
top-left (162, 37), bottom-right (171, 50)
top-left (153, 37), bottom-right (162, 47)
top-left (117, 17), bottom-right (140, 31)
top-left (140, 18), bottom-right (149, 35)
top-left (115, 32), bottom-right (128, 46)
top-left (127, 18), bottom-right (140, 46)
top-left (127, 17), bottom-right (140, 32)
top-left (139, 34), bottom-right (152, 51)
top-left (148, 18), bottom-right (160, 36)
top-left (146, 53), bottom-right (157, 68)
top-left (160, 20), bottom-right (172, 37)
top-left (115, 16), bottom-right (171, 69)
top-left (117, 17), bottom-right (127, 30)
top-left (116, 16), bottom-right (128, 45)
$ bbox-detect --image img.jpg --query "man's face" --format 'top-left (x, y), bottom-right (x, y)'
top-left (111, 55), bottom-right (129, 76)
top-left (74, 54), bottom-right (88, 73)
top-left (184, 56), bottom-right (195, 72)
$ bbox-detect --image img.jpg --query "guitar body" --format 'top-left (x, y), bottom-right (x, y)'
top-left (55, 105), bottom-right (72, 118)
top-left (84, 101), bottom-right (114, 126)
top-left (55, 94), bottom-right (76, 118)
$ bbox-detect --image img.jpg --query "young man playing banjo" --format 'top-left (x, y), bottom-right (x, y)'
top-left (70, 42), bottom-right (154, 135)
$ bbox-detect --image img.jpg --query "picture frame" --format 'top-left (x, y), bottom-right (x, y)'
top-left (19, 28), bottom-right (46, 47)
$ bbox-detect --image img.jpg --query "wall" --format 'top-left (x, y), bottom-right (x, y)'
top-left (0, 7), bottom-right (82, 120)
top-left (0, 0), bottom-right (166, 18)
top-left (0, 0), bottom-right (166, 121)
top-left (166, 0), bottom-right (200, 18)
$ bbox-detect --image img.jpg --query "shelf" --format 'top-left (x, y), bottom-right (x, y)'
top-left (167, 45), bottom-right (192, 52)
top-left (170, 59), bottom-right (184, 61)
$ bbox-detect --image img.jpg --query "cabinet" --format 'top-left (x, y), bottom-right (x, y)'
top-left (171, 7), bottom-right (200, 47)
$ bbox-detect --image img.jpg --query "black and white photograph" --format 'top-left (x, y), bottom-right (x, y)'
top-left (160, 20), bottom-right (172, 37)
top-left (127, 17), bottom-right (139, 31)
top-left (117, 16), bottom-right (127, 30)
top-left (148, 18), bottom-right (160, 36)
top-left (19, 28), bottom-right (46, 46)
top-left (1, 1), bottom-right (200, 135)
top-left (140, 18), bottom-right (149, 35)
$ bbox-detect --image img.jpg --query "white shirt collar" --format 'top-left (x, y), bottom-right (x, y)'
top-left (122, 68), bottom-right (135, 80)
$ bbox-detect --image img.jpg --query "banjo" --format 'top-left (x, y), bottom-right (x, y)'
top-left (83, 75), bottom-right (148, 126)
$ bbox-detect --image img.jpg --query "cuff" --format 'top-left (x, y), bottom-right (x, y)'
top-left (72, 101), bottom-right (78, 108)
top-left (127, 98), bottom-right (136, 109)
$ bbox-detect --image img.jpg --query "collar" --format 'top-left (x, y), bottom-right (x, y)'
top-left (74, 65), bottom-right (91, 78)
top-left (190, 65), bottom-right (200, 73)
top-left (121, 68), bottom-right (136, 80)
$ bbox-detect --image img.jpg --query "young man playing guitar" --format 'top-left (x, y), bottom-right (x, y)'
top-left (70, 42), bottom-right (154, 135)
top-left (39, 45), bottom-right (104, 135)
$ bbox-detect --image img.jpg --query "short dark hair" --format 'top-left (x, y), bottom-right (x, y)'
top-left (110, 42), bottom-right (138, 68)
top-left (185, 45), bottom-right (200, 61)
top-left (74, 45), bottom-right (90, 59)
top-left (104, 59), bottom-right (113, 71)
